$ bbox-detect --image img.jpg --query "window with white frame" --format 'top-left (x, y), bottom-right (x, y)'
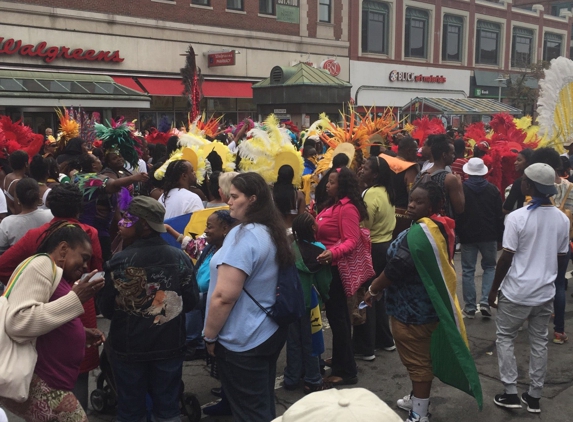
top-left (362, 1), bottom-right (389, 54)
top-left (191, 0), bottom-right (210, 5)
top-left (319, 0), bottom-right (331, 23)
top-left (442, 14), bottom-right (463, 62)
top-left (511, 27), bottom-right (533, 67)
top-left (476, 21), bottom-right (501, 65)
top-left (260, 0), bottom-right (275, 14)
top-left (227, 0), bottom-right (243, 10)
top-left (543, 33), bottom-right (563, 61)
top-left (405, 8), bottom-right (429, 59)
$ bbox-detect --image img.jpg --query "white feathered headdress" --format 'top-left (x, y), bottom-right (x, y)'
top-left (537, 56), bottom-right (573, 151)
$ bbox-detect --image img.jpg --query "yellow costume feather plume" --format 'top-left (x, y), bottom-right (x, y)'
top-left (153, 146), bottom-right (208, 185)
top-left (238, 114), bottom-right (303, 185)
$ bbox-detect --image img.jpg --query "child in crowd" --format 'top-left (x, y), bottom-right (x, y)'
top-left (283, 213), bottom-right (332, 394)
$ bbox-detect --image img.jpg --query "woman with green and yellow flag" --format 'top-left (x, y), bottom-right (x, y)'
top-left (364, 181), bottom-right (482, 422)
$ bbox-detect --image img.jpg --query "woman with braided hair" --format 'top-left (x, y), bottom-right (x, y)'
top-left (0, 221), bottom-right (105, 422)
top-left (158, 160), bottom-right (204, 219)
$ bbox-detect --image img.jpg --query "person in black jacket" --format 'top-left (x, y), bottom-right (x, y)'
top-left (98, 196), bottom-right (198, 422)
top-left (456, 158), bottom-right (503, 319)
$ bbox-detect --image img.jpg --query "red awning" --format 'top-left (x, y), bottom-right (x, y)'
top-left (130, 77), bottom-right (253, 98)
top-left (202, 80), bottom-right (253, 98)
top-left (112, 76), bottom-right (145, 93)
top-left (136, 78), bottom-right (184, 96)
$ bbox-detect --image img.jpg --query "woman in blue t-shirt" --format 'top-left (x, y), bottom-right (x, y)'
top-left (203, 172), bottom-right (294, 422)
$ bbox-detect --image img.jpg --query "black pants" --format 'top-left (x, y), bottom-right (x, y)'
top-left (325, 266), bottom-right (357, 379)
top-left (353, 241), bottom-right (394, 354)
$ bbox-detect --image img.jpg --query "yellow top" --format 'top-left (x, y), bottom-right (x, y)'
top-left (362, 186), bottom-right (396, 243)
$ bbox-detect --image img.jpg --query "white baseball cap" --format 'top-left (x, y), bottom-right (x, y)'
top-left (272, 388), bottom-right (403, 422)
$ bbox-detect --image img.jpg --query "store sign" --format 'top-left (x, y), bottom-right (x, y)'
top-left (321, 59), bottom-right (341, 77)
top-left (475, 88), bottom-right (490, 96)
top-left (277, 2), bottom-right (300, 24)
top-left (388, 70), bottom-right (446, 84)
top-left (0, 37), bottom-right (124, 64)
top-left (291, 60), bottom-right (316, 68)
top-left (274, 109), bottom-right (287, 113)
top-left (208, 51), bottom-right (235, 67)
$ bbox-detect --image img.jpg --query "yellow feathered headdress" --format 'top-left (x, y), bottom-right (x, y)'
top-left (153, 146), bottom-right (208, 185)
top-left (239, 114), bottom-right (303, 185)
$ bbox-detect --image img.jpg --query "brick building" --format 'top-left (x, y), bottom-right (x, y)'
top-left (0, 0), bottom-right (349, 132)
top-left (349, 0), bottom-right (573, 123)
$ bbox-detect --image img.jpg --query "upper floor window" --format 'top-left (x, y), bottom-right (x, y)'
top-left (319, 0), bottom-right (332, 23)
top-left (544, 33), bottom-right (563, 61)
top-left (442, 14), bottom-right (463, 62)
top-left (511, 27), bottom-right (533, 67)
top-left (405, 8), bottom-right (429, 59)
top-left (362, 1), bottom-right (389, 54)
top-left (227, 0), bottom-right (243, 10)
top-left (476, 20), bottom-right (501, 65)
top-left (191, 0), bottom-right (210, 5)
top-left (260, 0), bottom-right (275, 14)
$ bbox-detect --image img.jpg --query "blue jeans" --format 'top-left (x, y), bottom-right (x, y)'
top-left (284, 313), bottom-right (322, 386)
top-left (215, 326), bottom-right (287, 422)
top-left (111, 354), bottom-right (183, 422)
top-left (554, 250), bottom-right (570, 333)
top-left (461, 241), bottom-right (497, 312)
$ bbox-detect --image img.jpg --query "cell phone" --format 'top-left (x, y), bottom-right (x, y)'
top-left (81, 271), bottom-right (105, 282)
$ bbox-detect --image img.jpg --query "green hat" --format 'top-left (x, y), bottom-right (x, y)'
top-left (128, 196), bottom-right (166, 233)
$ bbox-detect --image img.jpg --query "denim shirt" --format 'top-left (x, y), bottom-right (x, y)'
top-left (384, 229), bottom-right (439, 325)
top-left (98, 236), bottom-right (198, 361)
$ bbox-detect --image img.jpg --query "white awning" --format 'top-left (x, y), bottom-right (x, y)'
top-left (355, 85), bottom-right (467, 108)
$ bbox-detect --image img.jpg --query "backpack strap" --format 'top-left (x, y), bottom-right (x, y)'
top-left (559, 183), bottom-right (573, 211)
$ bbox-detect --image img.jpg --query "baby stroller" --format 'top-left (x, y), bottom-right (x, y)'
top-left (90, 343), bottom-right (202, 422)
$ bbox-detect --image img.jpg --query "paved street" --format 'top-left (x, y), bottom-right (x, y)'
top-left (6, 252), bottom-right (573, 421)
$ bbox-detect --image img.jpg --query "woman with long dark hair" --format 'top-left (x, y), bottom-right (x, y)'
top-left (272, 164), bottom-right (305, 229)
top-left (353, 156), bottom-right (397, 360)
top-left (203, 172), bottom-right (293, 422)
top-left (315, 166), bottom-right (368, 386)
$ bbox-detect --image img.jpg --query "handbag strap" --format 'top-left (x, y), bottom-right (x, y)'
top-left (2, 254), bottom-right (57, 299)
top-left (559, 183), bottom-right (573, 211)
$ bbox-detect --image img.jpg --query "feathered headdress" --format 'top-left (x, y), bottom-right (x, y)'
top-left (537, 56), bottom-right (573, 151)
top-left (410, 116), bottom-right (446, 145)
top-left (95, 118), bottom-right (139, 169)
top-left (153, 146), bottom-right (209, 185)
top-left (238, 114), bottom-right (303, 185)
top-left (145, 128), bottom-right (176, 145)
top-left (0, 116), bottom-right (44, 159)
top-left (188, 113), bottom-right (223, 139)
top-left (56, 108), bottom-right (80, 151)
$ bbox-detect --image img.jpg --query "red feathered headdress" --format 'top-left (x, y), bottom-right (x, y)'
top-left (0, 116), bottom-right (44, 160)
top-left (410, 116), bottom-right (445, 145)
top-left (145, 128), bottom-right (175, 145)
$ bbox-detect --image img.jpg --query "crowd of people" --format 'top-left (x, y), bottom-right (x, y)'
top-left (0, 110), bottom-right (570, 422)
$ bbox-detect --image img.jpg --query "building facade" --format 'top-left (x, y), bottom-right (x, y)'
top-left (349, 0), bottom-right (573, 122)
top-left (0, 0), bottom-right (349, 132)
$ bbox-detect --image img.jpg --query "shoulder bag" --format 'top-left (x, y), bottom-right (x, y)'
top-left (335, 203), bottom-right (376, 297)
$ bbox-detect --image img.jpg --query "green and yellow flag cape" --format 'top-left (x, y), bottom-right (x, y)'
top-left (407, 217), bottom-right (483, 409)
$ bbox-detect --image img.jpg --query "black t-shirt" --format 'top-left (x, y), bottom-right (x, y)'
top-left (503, 177), bottom-right (525, 211)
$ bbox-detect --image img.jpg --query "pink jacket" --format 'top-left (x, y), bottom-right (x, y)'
top-left (316, 197), bottom-right (360, 263)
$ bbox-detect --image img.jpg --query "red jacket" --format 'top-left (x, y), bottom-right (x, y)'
top-left (316, 197), bottom-right (361, 263)
top-left (0, 217), bottom-right (103, 373)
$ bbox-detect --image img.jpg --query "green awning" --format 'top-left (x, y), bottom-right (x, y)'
top-left (0, 70), bottom-right (150, 108)
top-left (401, 97), bottom-right (523, 115)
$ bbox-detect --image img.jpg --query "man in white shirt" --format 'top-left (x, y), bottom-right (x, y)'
top-left (158, 160), bottom-right (204, 219)
top-left (489, 163), bottom-right (569, 414)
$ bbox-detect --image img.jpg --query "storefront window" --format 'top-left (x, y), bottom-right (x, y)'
top-left (405, 8), bottom-right (429, 59)
top-left (237, 98), bottom-right (256, 112)
top-left (442, 15), bottom-right (463, 62)
top-left (362, 2), bottom-right (389, 55)
top-left (511, 28), bottom-right (533, 68)
top-left (476, 21), bottom-right (501, 65)
top-left (543, 33), bottom-right (562, 61)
